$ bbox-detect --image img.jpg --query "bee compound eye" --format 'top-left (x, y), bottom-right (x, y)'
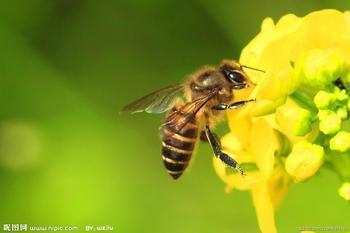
top-left (228, 71), bottom-right (245, 83)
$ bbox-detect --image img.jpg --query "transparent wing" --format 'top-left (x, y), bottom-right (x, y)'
top-left (121, 84), bottom-right (184, 114)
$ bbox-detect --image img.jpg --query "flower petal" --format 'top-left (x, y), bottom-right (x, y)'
top-left (268, 164), bottom-right (292, 209)
top-left (213, 156), bottom-right (262, 191)
top-left (213, 133), bottom-right (260, 191)
top-left (251, 182), bottom-right (277, 233)
top-left (249, 118), bottom-right (281, 179)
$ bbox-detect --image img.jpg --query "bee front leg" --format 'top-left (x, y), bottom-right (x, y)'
top-left (204, 125), bottom-right (245, 176)
top-left (212, 99), bottom-right (255, 110)
top-left (231, 83), bottom-right (248, 90)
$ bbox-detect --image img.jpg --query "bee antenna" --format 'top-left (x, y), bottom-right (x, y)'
top-left (241, 65), bottom-right (265, 73)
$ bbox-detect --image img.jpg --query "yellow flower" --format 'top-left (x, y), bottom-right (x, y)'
top-left (214, 9), bottom-right (350, 233)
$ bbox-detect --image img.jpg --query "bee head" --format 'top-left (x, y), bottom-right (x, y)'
top-left (219, 60), bottom-right (248, 88)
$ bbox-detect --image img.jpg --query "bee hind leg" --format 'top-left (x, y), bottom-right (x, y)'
top-left (212, 99), bottom-right (255, 110)
top-left (199, 130), bottom-right (220, 146)
top-left (204, 125), bottom-right (245, 176)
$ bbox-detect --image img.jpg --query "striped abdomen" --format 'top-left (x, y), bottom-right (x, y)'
top-left (161, 108), bottom-right (199, 179)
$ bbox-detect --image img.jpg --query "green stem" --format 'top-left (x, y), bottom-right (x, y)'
top-left (313, 132), bottom-right (325, 145)
top-left (290, 90), bottom-right (317, 113)
top-left (326, 148), bottom-right (350, 182)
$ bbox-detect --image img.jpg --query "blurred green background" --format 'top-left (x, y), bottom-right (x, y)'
top-left (0, 1), bottom-right (349, 232)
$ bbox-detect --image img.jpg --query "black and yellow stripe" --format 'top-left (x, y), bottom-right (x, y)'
top-left (160, 108), bottom-right (198, 179)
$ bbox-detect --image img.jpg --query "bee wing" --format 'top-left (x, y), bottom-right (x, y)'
top-left (121, 84), bottom-right (184, 114)
top-left (164, 90), bottom-right (217, 131)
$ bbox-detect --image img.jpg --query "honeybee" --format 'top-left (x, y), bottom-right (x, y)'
top-left (122, 60), bottom-right (263, 179)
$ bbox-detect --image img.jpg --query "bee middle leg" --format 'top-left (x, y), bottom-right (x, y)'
top-left (204, 125), bottom-right (245, 176)
top-left (212, 99), bottom-right (255, 111)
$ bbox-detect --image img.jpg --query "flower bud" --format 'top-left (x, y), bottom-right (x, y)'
top-left (336, 89), bottom-right (349, 102)
top-left (275, 100), bottom-right (313, 136)
top-left (336, 107), bottom-right (348, 120)
top-left (338, 182), bottom-right (350, 201)
top-left (330, 131), bottom-right (350, 152)
top-left (317, 109), bottom-right (333, 121)
top-left (301, 49), bottom-right (344, 87)
top-left (313, 90), bottom-right (336, 109)
top-left (285, 141), bottom-right (324, 182)
top-left (319, 111), bottom-right (341, 135)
